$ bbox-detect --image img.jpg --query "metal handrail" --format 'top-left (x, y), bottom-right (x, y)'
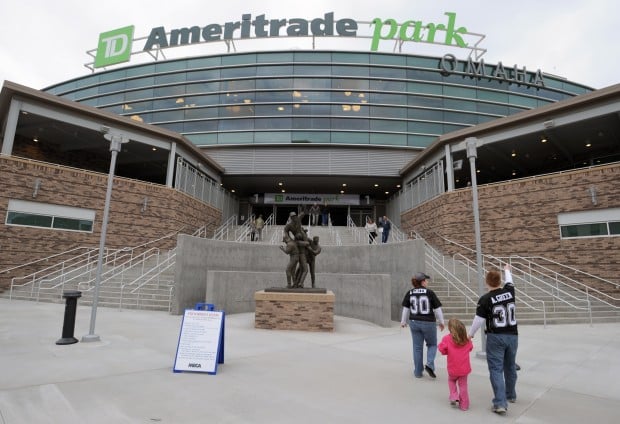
top-left (213, 214), bottom-right (237, 240)
top-left (118, 251), bottom-right (176, 310)
top-left (0, 246), bottom-right (95, 276)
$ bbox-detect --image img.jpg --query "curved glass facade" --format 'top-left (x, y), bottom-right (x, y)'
top-left (45, 51), bottom-right (592, 149)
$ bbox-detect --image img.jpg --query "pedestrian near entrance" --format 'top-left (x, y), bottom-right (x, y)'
top-left (468, 264), bottom-right (518, 416)
top-left (380, 215), bottom-right (391, 243)
top-left (401, 272), bottom-right (445, 379)
top-left (255, 214), bottom-right (265, 241)
top-left (365, 217), bottom-right (378, 244)
top-left (438, 318), bottom-right (473, 411)
top-left (309, 203), bottom-right (321, 226)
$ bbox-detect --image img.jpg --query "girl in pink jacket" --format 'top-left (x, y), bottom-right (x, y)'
top-left (438, 319), bottom-right (473, 411)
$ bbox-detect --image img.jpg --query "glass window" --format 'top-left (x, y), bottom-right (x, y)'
top-left (407, 56), bottom-right (440, 68)
top-left (370, 92), bottom-right (407, 105)
top-left (186, 81), bottom-right (220, 94)
top-left (408, 134), bottom-right (436, 147)
top-left (218, 132), bottom-right (254, 144)
top-left (332, 118), bottom-right (369, 131)
top-left (332, 78), bottom-right (369, 90)
top-left (257, 52), bottom-right (293, 63)
top-left (609, 221), bottom-right (620, 235)
top-left (255, 117), bottom-right (291, 129)
top-left (444, 111), bottom-right (478, 125)
top-left (73, 87), bottom-right (98, 100)
top-left (407, 68), bottom-right (443, 81)
top-left (370, 54), bottom-right (405, 66)
top-left (292, 131), bottom-right (331, 143)
top-left (408, 107), bottom-right (442, 120)
top-left (371, 119), bottom-right (406, 132)
top-left (509, 94), bottom-right (538, 108)
top-left (153, 98), bottom-right (180, 110)
top-left (184, 119), bottom-right (218, 132)
top-left (291, 103), bottom-right (331, 115)
top-left (444, 85), bottom-right (476, 98)
top-left (293, 78), bottom-right (331, 89)
top-left (185, 94), bottom-right (219, 106)
top-left (332, 132), bottom-right (369, 144)
top-left (294, 65), bottom-right (330, 75)
top-left (293, 117), bottom-right (330, 129)
top-left (478, 89), bottom-right (509, 103)
top-left (221, 66), bottom-right (256, 78)
top-left (255, 131), bottom-right (291, 143)
top-left (152, 110), bottom-right (183, 122)
top-left (187, 56), bottom-right (221, 68)
top-left (97, 80), bottom-right (126, 94)
top-left (257, 65), bottom-right (293, 76)
top-left (256, 78), bottom-right (293, 89)
top-left (155, 60), bottom-right (187, 72)
top-left (408, 121), bottom-right (443, 134)
top-left (53, 217), bottom-right (93, 232)
top-left (370, 106), bottom-right (406, 119)
top-left (7, 212), bottom-right (53, 228)
top-left (185, 106), bottom-right (219, 119)
top-left (219, 118), bottom-right (254, 131)
top-left (159, 122), bottom-right (184, 132)
top-left (478, 102), bottom-right (508, 116)
top-left (125, 76), bottom-right (155, 89)
top-left (332, 52), bottom-right (369, 64)
top-left (294, 52), bottom-right (331, 62)
top-left (444, 98), bottom-right (477, 112)
top-left (369, 80), bottom-right (406, 92)
top-left (255, 91), bottom-right (292, 103)
top-left (98, 70), bottom-right (125, 83)
top-left (331, 66), bottom-right (369, 77)
top-left (408, 82), bottom-right (442, 95)
top-left (221, 79), bottom-right (256, 91)
top-left (370, 67), bottom-right (406, 78)
top-left (154, 84), bottom-right (185, 97)
top-left (370, 133), bottom-right (406, 145)
top-left (222, 54), bottom-right (256, 65)
top-left (186, 133), bottom-right (218, 145)
top-left (126, 64), bottom-right (155, 77)
top-left (219, 105), bottom-right (254, 118)
top-left (561, 223), bottom-right (608, 238)
top-left (155, 73), bottom-right (185, 85)
top-left (125, 89), bottom-right (154, 102)
top-left (96, 93), bottom-right (124, 106)
top-left (186, 69), bottom-right (221, 81)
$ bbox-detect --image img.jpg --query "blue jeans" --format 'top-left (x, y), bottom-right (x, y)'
top-left (408, 320), bottom-right (438, 377)
top-left (382, 229), bottom-right (390, 243)
top-left (486, 333), bottom-right (518, 408)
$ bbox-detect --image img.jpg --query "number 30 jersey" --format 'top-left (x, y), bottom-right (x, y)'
top-left (475, 282), bottom-right (518, 335)
top-left (401, 288), bottom-right (442, 322)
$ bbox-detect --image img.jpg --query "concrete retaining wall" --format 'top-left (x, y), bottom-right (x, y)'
top-left (173, 235), bottom-right (425, 325)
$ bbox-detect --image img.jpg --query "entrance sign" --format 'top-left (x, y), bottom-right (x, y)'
top-left (173, 308), bottom-right (225, 374)
top-left (265, 193), bottom-right (360, 205)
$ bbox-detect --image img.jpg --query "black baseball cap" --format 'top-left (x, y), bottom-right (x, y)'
top-left (413, 272), bottom-right (430, 281)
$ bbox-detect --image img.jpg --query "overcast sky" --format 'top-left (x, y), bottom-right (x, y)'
top-left (1, 0), bottom-right (618, 90)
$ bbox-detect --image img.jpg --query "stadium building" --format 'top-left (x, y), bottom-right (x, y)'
top-left (1, 11), bottom-right (619, 302)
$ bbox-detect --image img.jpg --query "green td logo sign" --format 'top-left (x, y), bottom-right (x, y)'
top-left (94, 25), bottom-right (134, 68)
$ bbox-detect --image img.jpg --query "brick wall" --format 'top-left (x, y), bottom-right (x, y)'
top-left (0, 156), bottom-right (221, 289)
top-left (400, 163), bottom-right (620, 287)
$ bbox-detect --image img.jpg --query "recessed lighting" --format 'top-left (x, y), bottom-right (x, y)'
top-left (33, 136), bottom-right (38, 142)
top-left (340, 190), bottom-right (345, 194)
top-left (231, 189), bottom-right (235, 193)
top-left (278, 182), bottom-right (283, 186)
top-left (476, 169), bottom-right (480, 173)
top-left (374, 183), bottom-right (379, 187)
top-left (396, 184), bottom-right (401, 188)
top-left (585, 143), bottom-right (592, 147)
top-left (281, 189), bottom-right (285, 193)
top-left (511, 150), bottom-right (516, 157)
top-left (385, 191), bottom-right (389, 194)
top-left (541, 137), bottom-right (547, 143)
top-left (152, 147), bottom-right (157, 151)
top-left (512, 171), bottom-right (516, 176)
top-left (342, 183), bottom-right (347, 187)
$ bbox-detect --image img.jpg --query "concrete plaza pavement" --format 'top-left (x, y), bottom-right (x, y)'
top-left (1, 298), bottom-right (619, 423)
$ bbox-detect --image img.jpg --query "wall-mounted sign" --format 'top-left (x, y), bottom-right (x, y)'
top-left (264, 193), bottom-right (360, 205)
top-left (89, 11), bottom-right (485, 69)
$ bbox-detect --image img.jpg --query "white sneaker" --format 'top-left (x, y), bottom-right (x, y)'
top-left (492, 406), bottom-right (507, 415)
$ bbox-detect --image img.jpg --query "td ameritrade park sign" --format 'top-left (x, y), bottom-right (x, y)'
top-left (93, 11), bottom-right (544, 87)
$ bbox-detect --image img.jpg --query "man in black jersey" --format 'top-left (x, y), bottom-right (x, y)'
top-left (400, 272), bottom-right (445, 379)
top-left (468, 264), bottom-right (518, 415)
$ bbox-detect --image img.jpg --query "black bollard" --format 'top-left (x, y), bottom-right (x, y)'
top-left (56, 290), bottom-right (82, 345)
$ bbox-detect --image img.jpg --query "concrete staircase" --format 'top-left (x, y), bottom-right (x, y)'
top-left (3, 251), bottom-right (175, 312)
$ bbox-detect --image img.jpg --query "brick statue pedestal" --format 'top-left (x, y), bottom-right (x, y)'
top-left (254, 289), bottom-right (335, 332)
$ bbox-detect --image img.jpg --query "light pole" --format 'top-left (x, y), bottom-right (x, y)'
top-left (82, 133), bottom-right (129, 342)
top-left (465, 137), bottom-right (486, 357)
